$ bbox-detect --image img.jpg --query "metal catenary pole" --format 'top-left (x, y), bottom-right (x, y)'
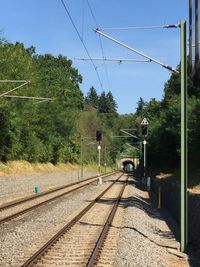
top-left (180, 20), bottom-right (188, 252)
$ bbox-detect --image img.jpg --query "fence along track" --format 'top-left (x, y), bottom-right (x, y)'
top-left (0, 171), bottom-right (119, 224)
top-left (21, 173), bottom-right (127, 267)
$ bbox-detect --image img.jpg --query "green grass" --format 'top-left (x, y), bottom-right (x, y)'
top-left (84, 163), bottom-right (115, 174)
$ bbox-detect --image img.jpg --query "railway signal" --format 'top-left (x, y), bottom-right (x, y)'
top-left (141, 118), bottom-right (149, 185)
top-left (96, 130), bottom-right (103, 184)
top-left (96, 130), bottom-right (102, 142)
top-left (141, 117), bottom-right (149, 137)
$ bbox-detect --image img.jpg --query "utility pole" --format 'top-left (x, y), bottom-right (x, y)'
top-left (180, 20), bottom-right (188, 253)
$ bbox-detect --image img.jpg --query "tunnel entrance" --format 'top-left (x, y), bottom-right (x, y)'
top-left (123, 160), bottom-right (135, 173)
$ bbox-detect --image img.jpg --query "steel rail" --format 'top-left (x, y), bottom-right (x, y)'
top-left (0, 171), bottom-right (117, 211)
top-left (0, 171), bottom-right (119, 224)
top-left (21, 173), bottom-right (124, 267)
top-left (86, 176), bottom-right (128, 266)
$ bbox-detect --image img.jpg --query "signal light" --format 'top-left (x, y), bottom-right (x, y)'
top-left (96, 130), bottom-right (102, 142)
top-left (141, 125), bottom-right (148, 136)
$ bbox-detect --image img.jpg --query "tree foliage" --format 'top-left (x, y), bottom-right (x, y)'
top-left (134, 64), bottom-right (200, 177)
top-left (0, 39), bottom-right (84, 163)
top-left (0, 36), bottom-right (199, 184)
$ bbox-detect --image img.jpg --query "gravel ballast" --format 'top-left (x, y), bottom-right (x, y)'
top-left (114, 177), bottom-right (189, 267)
top-left (0, 170), bottom-right (98, 203)
top-left (0, 173), bottom-right (190, 267)
top-left (0, 173), bottom-right (118, 267)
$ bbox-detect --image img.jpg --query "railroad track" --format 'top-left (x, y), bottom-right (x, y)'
top-left (21, 173), bottom-right (128, 267)
top-left (0, 171), bottom-right (119, 224)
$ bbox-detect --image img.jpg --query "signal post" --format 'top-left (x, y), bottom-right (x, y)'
top-left (96, 130), bottom-right (103, 184)
top-left (141, 118), bottom-right (149, 185)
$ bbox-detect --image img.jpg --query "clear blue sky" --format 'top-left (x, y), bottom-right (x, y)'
top-left (0, 0), bottom-right (188, 114)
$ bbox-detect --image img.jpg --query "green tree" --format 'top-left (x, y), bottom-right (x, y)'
top-left (135, 97), bottom-right (147, 116)
top-left (85, 86), bottom-right (99, 109)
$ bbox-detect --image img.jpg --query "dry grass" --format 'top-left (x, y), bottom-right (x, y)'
top-left (0, 160), bottom-right (114, 177)
top-left (0, 161), bottom-right (79, 176)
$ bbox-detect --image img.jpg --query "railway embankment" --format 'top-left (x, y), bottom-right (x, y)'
top-left (151, 175), bottom-right (200, 249)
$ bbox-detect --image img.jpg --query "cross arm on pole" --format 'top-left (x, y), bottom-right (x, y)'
top-left (3, 95), bottom-right (53, 100)
top-left (74, 57), bottom-right (150, 63)
top-left (0, 80), bottom-right (30, 97)
top-left (100, 23), bottom-right (180, 31)
top-left (93, 28), bottom-right (179, 74)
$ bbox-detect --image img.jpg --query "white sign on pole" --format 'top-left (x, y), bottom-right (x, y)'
top-left (141, 117), bottom-right (149, 125)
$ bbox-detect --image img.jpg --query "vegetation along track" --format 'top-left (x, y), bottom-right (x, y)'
top-left (0, 171), bottom-right (119, 224)
top-left (21, 173), bottom-right (127, 267)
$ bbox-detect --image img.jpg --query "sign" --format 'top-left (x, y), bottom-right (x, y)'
top-left (141, 117), bottom-right (149, 125)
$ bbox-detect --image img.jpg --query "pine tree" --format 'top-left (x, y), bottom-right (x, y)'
top-left (106, 91), bottom-right (117, 113)
top-left (85, 87), bottom-right (99, 109)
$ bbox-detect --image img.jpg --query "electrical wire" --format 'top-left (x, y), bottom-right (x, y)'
top-left (60, 0), bottom-right (104, 91)
top-left (86, 0), bottom-right (111, 91)
top-left (81, 0), bottom-right (85, 40)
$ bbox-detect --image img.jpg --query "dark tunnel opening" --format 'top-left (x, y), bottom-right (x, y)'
top-left (123, 160), bottom-right (135, 173)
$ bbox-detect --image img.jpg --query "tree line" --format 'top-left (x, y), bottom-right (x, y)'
top-left (0, 38), bottom-right (119, 165)
top-left (0, 37), bottom-right (199, 185)
top-left (133, 66), bottom-right (200, 185)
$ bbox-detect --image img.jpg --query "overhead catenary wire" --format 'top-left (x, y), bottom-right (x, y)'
top-left (86, 0), bottom-right (111, 91)
top-left (81, 0), bottom-right (85, 40)
top-left (60, 0), bottom-right (104, 91)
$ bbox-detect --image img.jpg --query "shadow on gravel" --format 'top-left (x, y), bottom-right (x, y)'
top-left (129, 175), bottom-right (200, 267)
top-left (87, 177), bottom-right (179, 245)
top-left (85, 176), bottom-right (199, 266)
